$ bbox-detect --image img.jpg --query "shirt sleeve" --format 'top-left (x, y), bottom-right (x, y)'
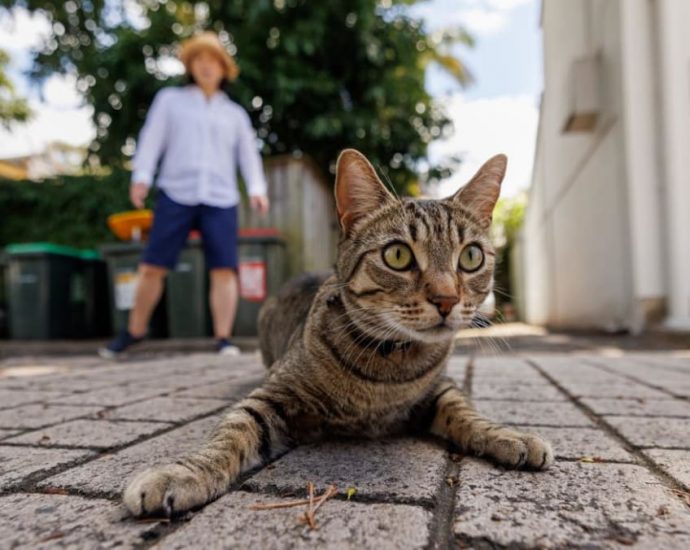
top-left (236, 110), bottom-right (268, 197)
top-left (131, 89), bottom-right (170, 187)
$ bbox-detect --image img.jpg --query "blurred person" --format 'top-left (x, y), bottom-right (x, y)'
top-left (100, 32), bottom-right (269, 359)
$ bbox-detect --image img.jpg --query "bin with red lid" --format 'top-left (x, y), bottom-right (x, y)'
top-left (234, 228), bottom-right (287, 337)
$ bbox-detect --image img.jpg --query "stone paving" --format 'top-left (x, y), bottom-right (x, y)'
top-left (1, 350), bottom-right (690, 548)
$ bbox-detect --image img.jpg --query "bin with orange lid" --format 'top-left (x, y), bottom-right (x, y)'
top-left (107, 210), bottom-right (154, 242)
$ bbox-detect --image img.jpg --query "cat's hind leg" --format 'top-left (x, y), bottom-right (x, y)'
top-left (427, 379), bottom-right (554, 470)
top-left (123, 387), bottom-right (292, 517)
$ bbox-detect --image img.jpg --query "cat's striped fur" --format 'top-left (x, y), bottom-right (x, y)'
top-left (123, 149), bottom-right (553, 517)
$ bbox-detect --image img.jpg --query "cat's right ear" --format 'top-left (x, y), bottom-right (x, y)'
top-left (335, 149), bottom-right (397, 234)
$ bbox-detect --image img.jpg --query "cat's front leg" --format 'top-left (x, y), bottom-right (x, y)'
top-left (427, 380), bottom-right (554, 469)
top-left (123, 387), bottom-right (291, 517)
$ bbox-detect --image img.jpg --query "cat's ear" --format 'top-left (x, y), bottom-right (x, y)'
top-left (448, 154), bottom-right (507, 227)
top-left (335, 149), bottom-right (397, 233)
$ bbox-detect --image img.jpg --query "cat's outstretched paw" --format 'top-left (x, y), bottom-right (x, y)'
top-left (475, 429), bottom-right (554, 470)
top-left (123, 464), bottom-right (211, 517)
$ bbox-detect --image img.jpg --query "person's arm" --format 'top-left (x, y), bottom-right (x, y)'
top-left (237, 111), bottom-right (269, 215)
top-left (130, 89), bottom-right (170, 208)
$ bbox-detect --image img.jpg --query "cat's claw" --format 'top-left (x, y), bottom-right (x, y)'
top-left (123, 464), bottom-right (209, 517)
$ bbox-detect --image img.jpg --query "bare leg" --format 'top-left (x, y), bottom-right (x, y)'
top-left (128, 263), bottom-right (167, 338)
top-left (209, 268), bottom-right (238, 339)
top-left (428, 379), bottom-right (554, 469)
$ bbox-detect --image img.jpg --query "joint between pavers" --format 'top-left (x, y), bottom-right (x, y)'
top-left (527, 359), bottom-right (690, 497)
top-left (584, 358), bottom-right (690, 401)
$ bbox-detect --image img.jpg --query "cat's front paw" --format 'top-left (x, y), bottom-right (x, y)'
top-left (477, 429), bottom-right (554, 470)
top-left (122, 464), bottom-right (211, 517)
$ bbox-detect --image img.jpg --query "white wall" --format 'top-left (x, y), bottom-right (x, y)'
top-left (656, 0), bottom-right (690, 328)
top-left (523, 0), bottom-right (635, 330)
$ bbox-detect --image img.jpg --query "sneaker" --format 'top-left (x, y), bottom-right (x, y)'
top-left (98, 330), bottom-right (145, 359)
top-left (216, 338), bottom-right (241, 356)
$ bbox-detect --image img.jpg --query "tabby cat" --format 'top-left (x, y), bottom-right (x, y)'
top-left (123, 149), bottom-right (553, 517)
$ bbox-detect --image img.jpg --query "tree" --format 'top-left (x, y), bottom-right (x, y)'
top-left (2, 0), bottom-right (472, 194)
top-left (0, 48), bottom-right (32, 128)
top-left (491, 193), bottom-right (527, 310)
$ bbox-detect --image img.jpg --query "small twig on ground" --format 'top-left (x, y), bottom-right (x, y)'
top-left (302, 482), bottom-right (317, 529)
top-left (249, 483), bottom-right (339, 529)
top-left (310, 484), bottom-right (338, 517)
top-left (249, 498), bottom-right (313, 511)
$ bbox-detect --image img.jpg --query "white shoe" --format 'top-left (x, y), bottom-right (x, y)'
top-left (217, 339), bottom-right (241, 356)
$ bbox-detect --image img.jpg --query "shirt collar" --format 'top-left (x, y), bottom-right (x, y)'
top-left (187, 84), bottom-right (225, 105)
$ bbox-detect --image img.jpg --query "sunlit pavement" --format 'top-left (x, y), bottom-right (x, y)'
top-left (1, 347), bottom-right (690, 548)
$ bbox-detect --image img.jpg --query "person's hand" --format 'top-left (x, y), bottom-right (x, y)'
top-left (130, 183), bottom-right (149, 209)
top-left (250, 195), bottom-right (270, 216)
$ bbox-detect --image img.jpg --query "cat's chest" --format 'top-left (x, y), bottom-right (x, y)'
top-left (291, 406), bottom-right (411, 441)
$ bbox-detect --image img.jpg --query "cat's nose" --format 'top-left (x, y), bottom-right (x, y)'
top-left (428, 295), bottom-right (459, 317)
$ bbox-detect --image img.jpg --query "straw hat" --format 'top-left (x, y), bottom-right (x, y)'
top-left (179, 31), bottom-right (239, 81)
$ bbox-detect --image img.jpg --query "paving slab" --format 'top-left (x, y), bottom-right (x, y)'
top-left (454, 459), bottom-right (690, 549)
top-left (554, 380), bottom-right (670, 399)
top-left (5, 419), bottom-right (172, 449)
top-left (39, 415), bottom-right (223, 497)
top-left (471, 379), bottom-right (565, 401)
top-left (0, 428), bottom-right (18, 440)
top-left (154, 490), bottom-right (432, 550)
top-left (604, 416), bottom-right (690, 448)
top-left (474, 399), bottom-right (594, 427)
top-left (471, 357), bottom-right (544, 381)
top-left (0, 493), bottom-right (165, 549)
top-left (0, 403), bottom-right (103, 429)
top-left (47, 384), bottom-right (173, 407)
top-left (580, 397), bottom-right (690, 417)
top-left (0, 446), bottom-right (95, 490)
top-left (172, 374), bottom-right (265, 399)
top-left (644, 449), bottom-right (690, 487)
top-left (0, 389), bottom-right (66, 409)
top-left (515, 426), bottom-right (634, 462)
top-left (102, 396), bottom-right (228, 423)
top-left (244, 438), bottom-right (448, 506)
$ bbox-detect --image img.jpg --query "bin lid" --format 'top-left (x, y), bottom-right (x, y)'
top-left (99, 242), bottom-right (147, 255)
top-left (79, 249), bottom-right (103, 261)
top-left (6, 242), bottom-right (84, 259)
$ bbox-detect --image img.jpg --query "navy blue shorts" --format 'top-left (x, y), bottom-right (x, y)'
top-left (142, 191), bottom-right (238, 270)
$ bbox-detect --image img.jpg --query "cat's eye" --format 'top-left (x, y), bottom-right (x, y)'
top-left (382, 243), bottom-right (414, 271)
top-left (458, 244), bottom-right (484, 272)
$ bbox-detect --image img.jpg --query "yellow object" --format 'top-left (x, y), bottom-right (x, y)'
top-left (107, 210), bottom-right (154, 242)
top-left (179, 32), bottom-right (240, 81)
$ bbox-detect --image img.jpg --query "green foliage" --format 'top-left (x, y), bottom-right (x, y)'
top-left (0, 171), bottom-right (143, 249)
top-left (491, 193), bottom-right (527, 307)
top-left (0, 48), bottom-right (32, 128)
top-left (4, 0), bottom-right (472, 194)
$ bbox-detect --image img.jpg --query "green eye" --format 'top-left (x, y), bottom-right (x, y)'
top-left (383, 243), bottom-right (414, 271)
top-left (459, 244), bottom-right (484, 272)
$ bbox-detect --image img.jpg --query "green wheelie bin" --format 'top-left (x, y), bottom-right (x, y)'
top-left (166, 238), bottom-right (210, 338)
top-left (100, 242), bottom-right (168, 338)
top-left (5, 243), bottom-right (88, 339)
top-left (234, 228), bottom-right (287, 337)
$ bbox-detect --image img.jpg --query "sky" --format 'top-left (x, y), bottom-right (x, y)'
top-left (0, 0), bottom-right (542, 197)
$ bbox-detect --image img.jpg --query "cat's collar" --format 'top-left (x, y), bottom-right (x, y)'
top-left (345, 320), bottom-right (412, 357)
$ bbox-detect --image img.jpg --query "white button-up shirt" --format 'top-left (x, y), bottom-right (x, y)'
top-left (132, 85), bottom-right (267, 208)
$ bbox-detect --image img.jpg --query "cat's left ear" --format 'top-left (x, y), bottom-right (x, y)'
top-left (448, 154), bottom-right (507, 227)
top-left (335, 149), bottom-right (397, 234)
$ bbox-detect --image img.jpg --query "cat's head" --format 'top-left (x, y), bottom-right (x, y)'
top-left (334, 149), bottom-right (505, 344)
